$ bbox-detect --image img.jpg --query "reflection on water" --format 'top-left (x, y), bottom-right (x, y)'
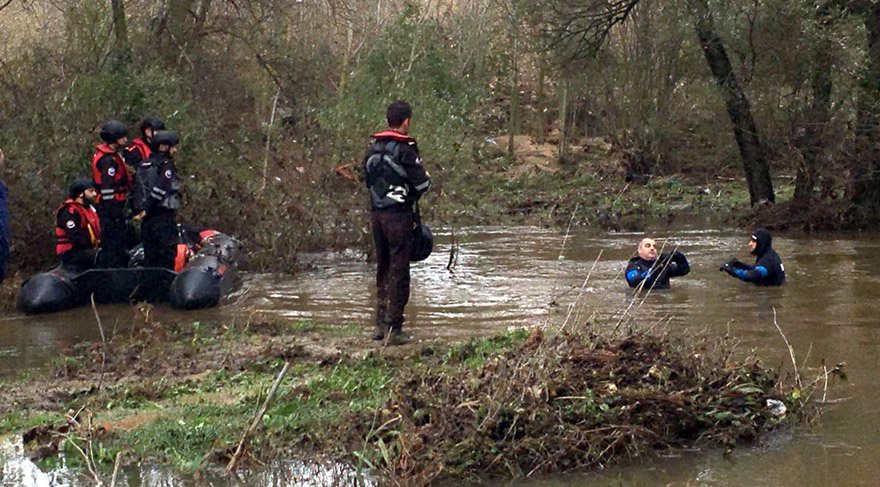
top-left (0, 435), bottom-right (374, 486)
top-left (2, 226), bottom-right (880, 485)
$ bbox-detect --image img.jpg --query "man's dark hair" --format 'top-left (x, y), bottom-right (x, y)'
top-left (386, 100), bottom-right (412, 128)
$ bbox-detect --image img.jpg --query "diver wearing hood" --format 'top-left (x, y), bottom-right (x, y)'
top-left (720, 228), bottom-right (785, 286)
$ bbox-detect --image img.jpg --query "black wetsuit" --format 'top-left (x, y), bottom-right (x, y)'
top-left (625, 251), bottom-right (690, 290)
top-left (721, 229), bottom-right (785, 286)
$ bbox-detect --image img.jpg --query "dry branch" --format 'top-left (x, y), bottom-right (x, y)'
top-left (227, 360), bottom-right (290, 471)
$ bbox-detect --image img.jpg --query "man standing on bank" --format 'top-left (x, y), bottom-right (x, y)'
top-left (625, 238), bottom-right (690, 290)
top-left (363, 100), bottom-right (431, 345)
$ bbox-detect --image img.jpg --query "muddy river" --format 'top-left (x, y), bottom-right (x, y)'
top-left (1, 225), bottom-right (878, 485)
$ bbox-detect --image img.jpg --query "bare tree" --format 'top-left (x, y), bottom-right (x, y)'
top-left (688, 0), bottom-right (774, 204)
top-left (110, 0), bottom-right (131, 66)
top-left (851, 0), bottom-right (880, 222)
top-left (543, 0), bottom-right (775, 205)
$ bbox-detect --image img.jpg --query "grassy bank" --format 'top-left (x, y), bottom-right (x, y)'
top-left (0, 311), bottom-right (824, 485)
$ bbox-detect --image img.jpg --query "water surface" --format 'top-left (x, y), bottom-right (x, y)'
top-left (1, 226), bottom-right (877, 485)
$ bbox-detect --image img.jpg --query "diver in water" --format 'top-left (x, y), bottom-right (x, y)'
top-left (720, 228), bottom-right (785, 286)
top-left (625, 237), bottom-right (690, 290)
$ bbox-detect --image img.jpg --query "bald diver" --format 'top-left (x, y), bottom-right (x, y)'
top-left (625, 237), bottom-right (690, 290)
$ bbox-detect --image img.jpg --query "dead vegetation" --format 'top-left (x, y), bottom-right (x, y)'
top-left (4, 307), bottom-right (835, 485)
top-left (344, 327), bottom-right (821, 484)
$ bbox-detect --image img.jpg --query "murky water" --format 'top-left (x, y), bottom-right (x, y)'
top-left (1, 224), bottom-right (878, 485)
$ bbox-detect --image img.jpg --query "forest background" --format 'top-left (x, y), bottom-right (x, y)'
top-left (2, 0), bottom-right (880, 273)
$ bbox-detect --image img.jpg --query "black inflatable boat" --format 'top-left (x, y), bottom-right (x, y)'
top-left (19, 232), bottom-right (242, 314)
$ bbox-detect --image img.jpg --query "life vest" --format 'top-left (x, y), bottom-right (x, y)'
top-left (92, 144), bottom-right (132, 203)
top-left (55, 199), bottom-right (101, 255)
top-left (199, 229), bottom-right (219, 243)
top-left (364, 131), bottom-right (418, 210)
top-left (174, 243), bottom-right (192, 272)
top-left (128, 138), bottom-right (151, 161)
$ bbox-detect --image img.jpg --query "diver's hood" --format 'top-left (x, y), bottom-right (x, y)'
top-left (751, 228), bottom-right (772, 256)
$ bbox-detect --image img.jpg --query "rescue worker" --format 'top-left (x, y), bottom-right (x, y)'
top-left (0, 148), bottom-right (8, 282)
top-left (136, 130), bottom-right (182, 270)
top-left (124, 117), bottom-right (165, 166)
top-left (720, 228), bottom-right (786, 286)
top-left (625, 238), bottom-right (690, 290)
top-left (92, 120), bottom-right (132, 268)
top-left (55, 178), bottom-right (101, 272)
top-left (363, 100), bottom-right (431, 345)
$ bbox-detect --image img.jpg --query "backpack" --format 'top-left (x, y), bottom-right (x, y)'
top-left (364, 140), bottom-right (413, 209)
top-left (131, 161), bottom-right (158, 213)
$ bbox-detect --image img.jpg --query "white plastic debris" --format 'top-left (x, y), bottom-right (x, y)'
top-left (766, 399), bottom-right (787, 417)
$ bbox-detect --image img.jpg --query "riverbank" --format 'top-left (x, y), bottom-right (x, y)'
top-left (0, 309), bottom-right (824, 484)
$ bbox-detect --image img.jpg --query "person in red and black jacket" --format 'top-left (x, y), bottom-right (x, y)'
top-left (55, 178), bottom-right (101, 272)
top-left (92, 120), bottom-right (132, 268)
top-left (362, 100), bottom-right (431, 345)
top-left (124, 117), bottom-right (165, 167)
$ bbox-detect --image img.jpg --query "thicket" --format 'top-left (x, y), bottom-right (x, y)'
top-left (1, 0), bottom-right (879, 273)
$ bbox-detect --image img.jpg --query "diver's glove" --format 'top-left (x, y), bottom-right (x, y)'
top-left (719, 259), bottom-right (737, 275)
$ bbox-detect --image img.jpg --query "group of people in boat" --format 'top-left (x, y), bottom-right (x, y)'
top-left (57, 118), bottom-right (185, 273)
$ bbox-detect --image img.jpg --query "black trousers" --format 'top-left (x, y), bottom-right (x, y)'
top-left (96, 205), bottom-right (128, 268)
top-left (371, 210), bottom-right (413, 329)
top-left (143, 210), bottom-right (177, 270)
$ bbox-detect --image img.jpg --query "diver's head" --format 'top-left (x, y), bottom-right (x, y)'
top-left (750, 228), bottom-right (772, 255)
top-left (638, 238), bottom-right (657, 261)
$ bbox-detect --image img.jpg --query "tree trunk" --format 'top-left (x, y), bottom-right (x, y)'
top-left (338, 19), bottom-right (354, 96)
top-left (508, 8), bottom-right (520, 159)
top-left (794, 7), bottom-right (834, 202)
top-left (852, 1), bottom-right (880, 223)
top-left (152, 0), bottom-right (169, 39)
top-left (110, 0), bottom-right (131, 67)
top-left (689, 0), bottom-right (774, 205)
top-left (558, 80), bottom-right (569, 162)
top-left (536, 57), bottom-right (546, 143)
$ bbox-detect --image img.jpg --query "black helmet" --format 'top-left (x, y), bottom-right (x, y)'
top-left (140, 117), bottom-right (166, 137)
top-left (152, 130), bottom-right (179, 149)
top-left (99, 120), bottom-right (128, 144)
top-left (68, 177), bottom-right (96, 199)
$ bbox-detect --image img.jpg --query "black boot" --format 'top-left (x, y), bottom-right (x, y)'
top-left (386, 326), bottom-right (411, 346)
top-left (373, 320), bottom-right (389, 341)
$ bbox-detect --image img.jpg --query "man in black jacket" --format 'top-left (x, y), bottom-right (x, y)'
top-left (720, 228), bottom-right (785, 286)
top-left (138, 131), bottom-right (182, 270)
top-left (92, 120), bottom-right (132, 268)
top-left (625, 238), bottom-right (690, 290)
top-left (363, 100), bottom-right (431, 345)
